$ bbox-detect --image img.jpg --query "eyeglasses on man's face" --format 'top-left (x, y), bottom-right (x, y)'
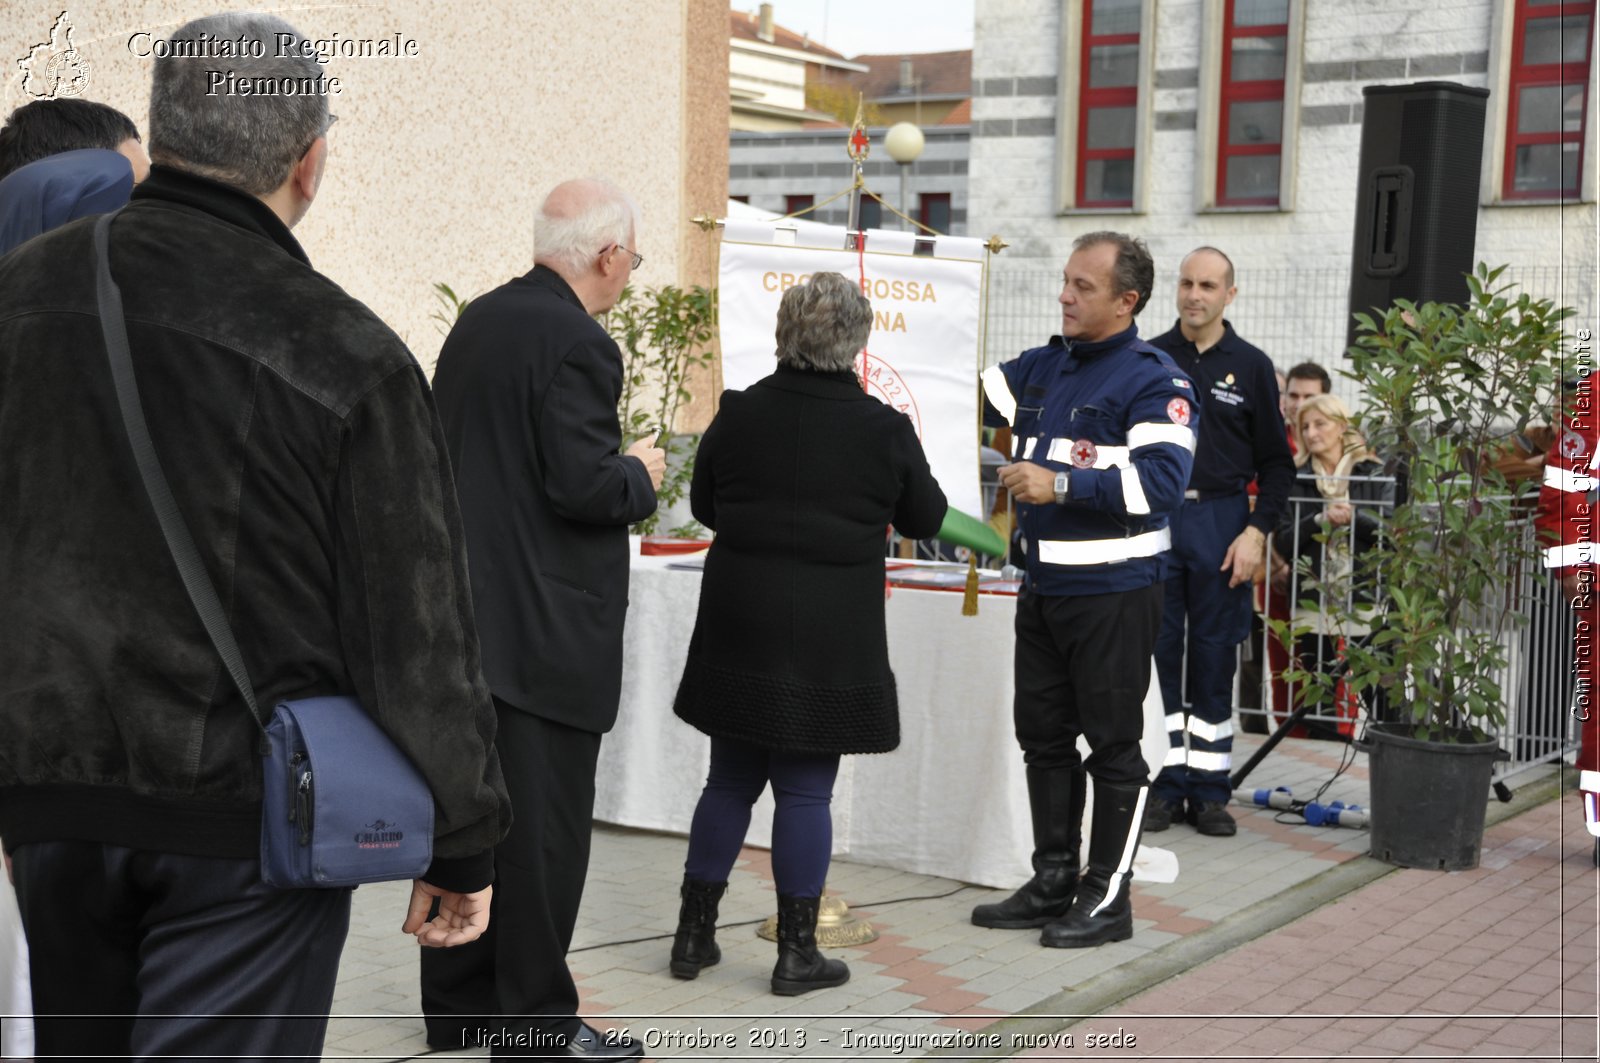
top-left (604, 243), bottom-right (643, 271)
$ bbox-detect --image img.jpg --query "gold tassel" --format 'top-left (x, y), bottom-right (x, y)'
top-left (962, 554), bottom-right (979, 616)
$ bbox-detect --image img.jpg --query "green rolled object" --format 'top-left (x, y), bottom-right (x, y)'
top-left (934, 506), bottom-right (1007, 557)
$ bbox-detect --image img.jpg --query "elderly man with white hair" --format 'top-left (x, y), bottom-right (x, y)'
top-left (420, 178), bottom-right (664, 1059)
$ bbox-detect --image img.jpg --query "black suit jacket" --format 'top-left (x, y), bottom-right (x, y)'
top-left (433, 266), bottom-right (656, 732)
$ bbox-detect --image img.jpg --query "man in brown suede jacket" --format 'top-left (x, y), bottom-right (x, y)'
top-left (0, 12), bottom-right (507, 1059)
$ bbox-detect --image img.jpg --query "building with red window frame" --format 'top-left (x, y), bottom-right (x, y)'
top-left (968, 0), bottom-right (1595, 370)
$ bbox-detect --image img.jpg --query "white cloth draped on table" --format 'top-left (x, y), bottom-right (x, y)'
top-left (595, 546), bottom-right (1177, 889)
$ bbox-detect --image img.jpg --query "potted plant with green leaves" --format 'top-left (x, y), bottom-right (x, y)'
top-left (608, 283), bottom-right (718, 537)
top-left (1273, 264), bottom-right (1570, 870)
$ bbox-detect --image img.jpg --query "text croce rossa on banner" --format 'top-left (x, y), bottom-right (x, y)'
top-left (718, 220), bottom-right (986, 517)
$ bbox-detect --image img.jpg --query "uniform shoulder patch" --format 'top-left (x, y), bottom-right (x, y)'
top-left (1168, 397), bottom-right (1192, 426)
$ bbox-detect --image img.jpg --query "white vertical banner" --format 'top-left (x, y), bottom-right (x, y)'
top-left (717, 223), bottom-right (983, 517)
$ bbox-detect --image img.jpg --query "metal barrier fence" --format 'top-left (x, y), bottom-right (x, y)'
top-left (891, 467), bottom-right (1577, 780)
top-left (1236, 479), bottom-right (1577, 780)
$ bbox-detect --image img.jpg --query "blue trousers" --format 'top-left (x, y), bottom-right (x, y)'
top-left (1153, 493), bottom-right (1254, 804)
top-left (684, 738), bottom-right (840, 897)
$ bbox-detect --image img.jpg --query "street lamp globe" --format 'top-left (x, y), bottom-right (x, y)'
top-left (884, 122), bottom-right (925, 231)
top-left (884, 122), bottom-right (925, 164)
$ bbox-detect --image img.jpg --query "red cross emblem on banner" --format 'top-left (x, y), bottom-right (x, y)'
top-left (1168, 397), bottom-right (1191, 426)
top-left (1070, 439), bottom-right (1098, 468)
top-left (848, 123), bottom-right (869, 162)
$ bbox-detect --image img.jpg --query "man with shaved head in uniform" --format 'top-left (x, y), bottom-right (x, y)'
top-left (1146, 247), bottom-right (1294, 838)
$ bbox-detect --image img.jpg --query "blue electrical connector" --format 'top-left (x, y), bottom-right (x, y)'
top-left (1303, 801), bottom-right (1369, 829)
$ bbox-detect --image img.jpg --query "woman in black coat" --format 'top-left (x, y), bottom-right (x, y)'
top-left (1270, 393), bottom-right (1395, 737)
top-left (668, 271), bottom-right (947, 996)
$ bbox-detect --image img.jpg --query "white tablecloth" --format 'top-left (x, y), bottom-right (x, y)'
top-left (594, 544), bottom-right (1171, 889)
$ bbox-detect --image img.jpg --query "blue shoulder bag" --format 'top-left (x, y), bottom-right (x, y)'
top-left (93, 212), bottom-right (433, 888)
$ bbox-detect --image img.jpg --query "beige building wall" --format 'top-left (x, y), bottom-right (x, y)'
top-left (3, 0), bottom-right (728, 379)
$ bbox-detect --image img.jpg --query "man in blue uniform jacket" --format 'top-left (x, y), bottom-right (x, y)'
top-left (970, 232), bottom-right (1197, 949)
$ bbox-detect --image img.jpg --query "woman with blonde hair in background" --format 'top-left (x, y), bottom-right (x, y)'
top-left (1271, 394), bottom-right (1395, 737)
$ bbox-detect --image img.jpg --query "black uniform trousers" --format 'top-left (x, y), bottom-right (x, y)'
top-left (421, 700), bottom-right (601, 1055)
top-left (1012, 582), bottom-right (1163, 786)
top-left (12, 840), bottom-right (351, 1061)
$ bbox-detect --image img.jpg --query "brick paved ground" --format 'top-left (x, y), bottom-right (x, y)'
top-left (320, 736), bottom-right (1586, 1062)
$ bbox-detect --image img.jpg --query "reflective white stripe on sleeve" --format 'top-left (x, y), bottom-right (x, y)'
top-left (1022, 436), bottom-right (1038, 460)
top-left (1581, 770), bottom-right (1600, 794)
top-left (1127, 422), bottom-right (1197, 452)
top-left (1164, 713), bottom-right (1185, 733)
top-left (1187, 718), bottom-right (1234, 743)
top-left (1545, 543), bottom-right (1598, 568)
top-left (1187, 750), bottom-right (1231, 772)
top-left (1121, 466), bottom-right (1151, 515)
top-left (1046, 438), bottom-right (1131, 468)
top-left (1089, 786), bottom-right (1147, 917)
top-left (982, 364), bottom-right (1016, 425)
top-left (1545, 465), bottom-right (1598, 494)
top-left (1036, 527), bottom-right (1171, 566)
top-left (1162, 746), bottom-right (1187, 767)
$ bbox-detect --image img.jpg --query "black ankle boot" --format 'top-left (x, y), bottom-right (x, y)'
top-left (1041, 781), bottom-right (1145, 949)
top-left (770, 894), bottom-right (850, 996)
top-left (972, 765), bottom-right (1085, 928)
top-left (669, 877), bottom-right (727, 979)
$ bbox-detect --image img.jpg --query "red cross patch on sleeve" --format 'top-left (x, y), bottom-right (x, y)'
top-left (1168, 397), bottom-right (1191, 426)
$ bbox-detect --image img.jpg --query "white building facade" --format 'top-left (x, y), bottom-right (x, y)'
top-left (969, 0), bottom-right (1597, 381)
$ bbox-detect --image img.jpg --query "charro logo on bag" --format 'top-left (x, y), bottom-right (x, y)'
top-left (356, 818), bottom-right (404, 849)
top-left (17, 12), bottom-right (91, 100)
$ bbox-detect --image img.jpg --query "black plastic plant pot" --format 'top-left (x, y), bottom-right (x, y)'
top-left (1362, 722), bottom-right (1502, 871)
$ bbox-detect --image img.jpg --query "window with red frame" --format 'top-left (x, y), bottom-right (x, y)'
top-left (1078, 0), bottom-right (1142, 208)
top-left (918, 193), bottom-right (952, 233)
top-left (1217, 0), bottom-right (1290, 207)
top-left (785, 193), bottom-right (814, 216)
top-left (1504, 0), bottom-right (1595, 199)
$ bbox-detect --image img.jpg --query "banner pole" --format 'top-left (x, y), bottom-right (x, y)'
top-left (845, 94), bottom-right (869, 252)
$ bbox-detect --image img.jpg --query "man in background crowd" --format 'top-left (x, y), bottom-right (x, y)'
top-left (1147, 247), bottom-right (1295, 837)
top-left (1283, 361), bottom-right (1332, 452)
top-left (421, 178), bottom-right (663, 1059)
top-left (1537, 370), bottom-right (1599, 855)
top-left (0, 98), bottom-right (149, 182)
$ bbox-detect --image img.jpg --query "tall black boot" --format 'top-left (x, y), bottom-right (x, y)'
top-left (770, 895), bottom-right (850, 996)
top-left (971, 765), bottom-right (1085, 928)
top-left (669, 877), bottom-right (727, 979)
top-left (1040, 780), bottom-right (1145, 949)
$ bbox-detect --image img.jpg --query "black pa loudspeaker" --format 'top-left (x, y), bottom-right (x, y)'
top-left (1347, 81), bottom-right (1490, 351)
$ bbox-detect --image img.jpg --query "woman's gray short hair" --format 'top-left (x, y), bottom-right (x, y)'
top-left (774, 272), bottom-right (871, 373)
top-left (148, 12), bottom-right (329, 196)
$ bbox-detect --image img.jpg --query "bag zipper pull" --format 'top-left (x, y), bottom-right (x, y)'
top-left (296, 770), bottom-right (313, 846)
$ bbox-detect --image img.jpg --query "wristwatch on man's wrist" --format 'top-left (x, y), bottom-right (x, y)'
top-left (1053, 470), bottom-right (1070, 505)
